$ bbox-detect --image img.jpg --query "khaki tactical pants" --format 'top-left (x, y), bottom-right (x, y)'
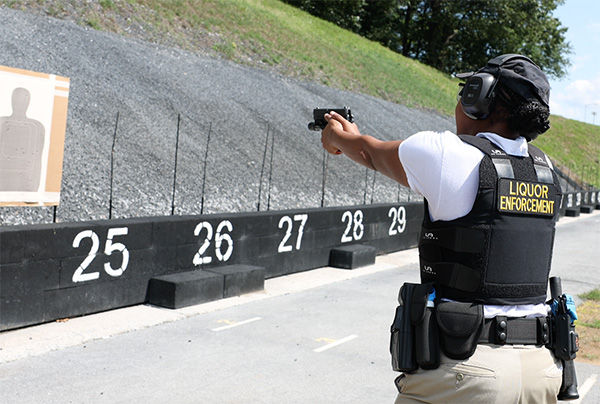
top-left (395, 344), bottom-right (562, 404)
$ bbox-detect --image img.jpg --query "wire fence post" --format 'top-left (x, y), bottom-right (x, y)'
top-left (200, 122), bottom-right (212, 215)
top-left (170, 114), bottom-right (181, 216)
top-left (108, 111), bottom-right (119, 220)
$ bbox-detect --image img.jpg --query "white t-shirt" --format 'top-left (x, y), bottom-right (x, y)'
top-left (398, 131), bottom-right (548, 318)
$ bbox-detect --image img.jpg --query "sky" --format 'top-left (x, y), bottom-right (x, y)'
top-left (549, 0), bottom-right (600, 123)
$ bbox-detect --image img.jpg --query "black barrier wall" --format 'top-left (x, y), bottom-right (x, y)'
top-left (561, 190), bottom-right (600, 213)
top-left (0, 202), bottom-right (423, 331)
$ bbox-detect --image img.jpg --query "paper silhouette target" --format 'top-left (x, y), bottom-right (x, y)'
top-left (0, 66), bottom-right (69, 206)
top-left (0, 88), bottom-right (46, 191)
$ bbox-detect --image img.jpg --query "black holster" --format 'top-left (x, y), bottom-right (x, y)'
top-left (548, 277), bottom-right (579, 400)
top-left (550, 307), bottom-right (578, 362)
top-left (390, 283), bottom-right (440, 372)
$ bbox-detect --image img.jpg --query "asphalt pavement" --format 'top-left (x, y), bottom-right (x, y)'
top-left (0, 210), bottom-right (599, 403)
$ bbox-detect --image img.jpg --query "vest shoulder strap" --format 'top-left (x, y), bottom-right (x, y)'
top-left (459, 134), bottom-right (500, 155)
top-left (527, 143), bottom-right (554, 184)
top-left (459, 135), bottom-right (514, 179)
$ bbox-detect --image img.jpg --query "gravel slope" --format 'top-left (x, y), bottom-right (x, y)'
top-left (0, 7), bottom-right (453, 226)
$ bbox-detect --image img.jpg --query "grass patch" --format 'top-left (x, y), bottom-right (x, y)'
top-left (212, 41), bottom-right (237, 59)
top-left (580, 289), bottom-right (600, 301)
top-left (575, 296), bottom-right (600, 363)
top-left (99, 0), bottom-right (115, 10)
top-left (85, 17), bottom-right (101, 30)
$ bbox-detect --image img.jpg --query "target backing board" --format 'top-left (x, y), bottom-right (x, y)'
top-left (0, 65), bottom-right (69, 206)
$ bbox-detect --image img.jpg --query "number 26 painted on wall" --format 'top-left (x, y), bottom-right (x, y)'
top-left (193, 220), bottom-right (234, 266)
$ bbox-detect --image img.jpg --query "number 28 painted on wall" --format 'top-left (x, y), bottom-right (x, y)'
top-left (340, 206), bottom-right (407, 243)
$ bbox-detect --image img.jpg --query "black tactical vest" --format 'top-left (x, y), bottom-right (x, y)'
top-left (418, 135), bottom-right (562, 305)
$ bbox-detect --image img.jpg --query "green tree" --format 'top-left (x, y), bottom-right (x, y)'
top-left (283, 0), bottom-right (571, 78)
top-left (400, 0), bottom-right (571, 78)
top-left (283, 0), bottom-right (365, 32)
top-left (358, 0), bottom-right (399, 47)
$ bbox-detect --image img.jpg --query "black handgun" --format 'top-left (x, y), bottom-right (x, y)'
top-left (308, 107), bottom-right (354, 131)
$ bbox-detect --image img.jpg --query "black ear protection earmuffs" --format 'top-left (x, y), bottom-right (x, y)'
top-left (457, 73), bottom-right (497, 120)
top-left (457, 54), bottom-right (537, 120)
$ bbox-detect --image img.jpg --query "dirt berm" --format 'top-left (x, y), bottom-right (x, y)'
top-left (0, 7), bottom-right (453, 226)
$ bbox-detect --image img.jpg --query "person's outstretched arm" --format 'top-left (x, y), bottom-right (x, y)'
top-left (321, 111), bottom-right (408, 187)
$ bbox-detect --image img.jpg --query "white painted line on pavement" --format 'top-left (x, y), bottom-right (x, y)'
top-left (314, 334), bottom-right (358, 353)
top-left (211, 317), bottom-right (262, 331)
top-left (0, 255), bottom-right (407, 364)
top-left (571, 373), bottom-right (598, 404)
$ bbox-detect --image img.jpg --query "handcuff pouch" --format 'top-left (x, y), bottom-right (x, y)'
top-left (435, 301), bottom-right (483, 360)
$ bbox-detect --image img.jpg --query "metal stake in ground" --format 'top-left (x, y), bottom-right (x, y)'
top-left (170, 114), bottom-right (181, 216)
top-left (200, 122), bottom-right (212, 215)
top-left (257, 124), bottom-right (270, 211)
top-left (267, 130), bottom-right (276, 211)
top-left (370, 172), bottom-right (376, 204)
top-left (363, 167), bottom-right (369, 205)
top-left (321, 150), bottom-right (329, 207)
top-left (108, 111), bottom-right (120, 220)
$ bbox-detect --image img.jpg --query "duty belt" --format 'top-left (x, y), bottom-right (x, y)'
top-left (478, 316), bottom-right (551, 345)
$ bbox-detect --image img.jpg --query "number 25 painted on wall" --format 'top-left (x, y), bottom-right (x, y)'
top-left (71, 227), bottom-right (130, 283)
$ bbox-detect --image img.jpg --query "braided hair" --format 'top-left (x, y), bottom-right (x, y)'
top-left (492, 85), bottom-right (550, 142)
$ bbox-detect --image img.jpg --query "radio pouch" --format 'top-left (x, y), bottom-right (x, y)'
top-left (410, 283), bottom-right (440, 369)
top-left (435, 301), bottom-right (483, 360)
top-left (390, 283), bottom-right (418, 372)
